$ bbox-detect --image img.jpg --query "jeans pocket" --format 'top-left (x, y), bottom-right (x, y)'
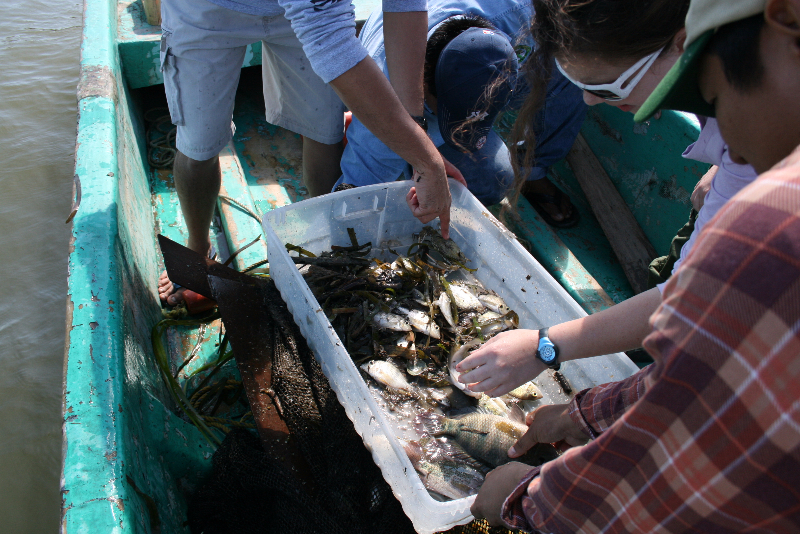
top-left (160, 32), bottom-right (185, 126)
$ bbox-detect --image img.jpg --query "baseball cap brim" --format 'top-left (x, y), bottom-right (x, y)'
top-left (635, 30), bottom-right (716, 123)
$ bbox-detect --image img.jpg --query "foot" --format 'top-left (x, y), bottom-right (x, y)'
top-left (158, 270), bottom-right (187, 306)
top-left (158, 240), bottom-right (212, 306)
top-left (521, 178), bottom-right (576, 225)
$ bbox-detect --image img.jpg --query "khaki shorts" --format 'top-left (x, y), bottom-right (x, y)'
top-left (160, 0), bottom-right (346, 161)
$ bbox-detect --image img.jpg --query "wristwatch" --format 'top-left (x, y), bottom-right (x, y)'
top-left (535, 327), bottom-right (560, 370)
top-left (411, 115), bottom-right (428, 132)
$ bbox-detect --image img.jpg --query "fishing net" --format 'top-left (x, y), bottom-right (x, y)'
top-left (186, 279), bottom-right (414, 534)
top-left (186, 278), bottom-right (523, 534)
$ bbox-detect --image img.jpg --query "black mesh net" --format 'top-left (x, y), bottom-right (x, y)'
top-left (187, 280), bottom-right (522, 534)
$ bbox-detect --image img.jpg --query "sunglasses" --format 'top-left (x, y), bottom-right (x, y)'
top-left (555, 46), bottom-right (666, 101)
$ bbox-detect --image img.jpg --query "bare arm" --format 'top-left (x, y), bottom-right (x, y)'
top-left (329, 56), bottom-right (453, 237)
top-left (457, 287), bottom-right (662, 397)
top-left (382, 11), bottom-right (426, 117)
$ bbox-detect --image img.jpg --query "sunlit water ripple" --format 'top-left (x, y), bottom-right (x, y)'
top-left (0, 0), bottom-right (82, 531)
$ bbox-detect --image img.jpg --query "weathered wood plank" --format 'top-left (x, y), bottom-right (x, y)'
top-left (141, 0), bottom-right (160, 26)
top-left (566, 133), bottom-right (657, 294)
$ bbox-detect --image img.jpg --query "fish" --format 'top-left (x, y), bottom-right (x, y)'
top-left (417, 226), bottom-right (469, 265)
top-left (361, 360), bottom-right (415, 394)
top-left (477, 293), bottom-right (510, 315)
top-left (372, 311), bottom-right (412, 332)
top-left (416, 409), bottom-right (560, 468)
top-left (448, 338), bottom-right (483, 399)
top-left (436, 292), bottom-right (457, 328)
top-left (475, 310), bottom-right (519, 336)
top-left (396, 306), bottom-right (441, 339)
top-left (403, 441), bottom-right (485, 500)
top-left (507, 382), bottom-right (542, 401)
top-left (449, 284), bottom-right (484, 312)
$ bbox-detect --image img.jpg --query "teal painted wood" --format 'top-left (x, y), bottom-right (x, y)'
top-left (67, 0), bottom-right (219, 531)
top-left (519, 106), bottom-right (712, 304)
top-left (496, 201), bottom-right (618, 315)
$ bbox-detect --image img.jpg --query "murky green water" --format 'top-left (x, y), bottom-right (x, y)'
top-left (0, 0), bottom-right (81, 530)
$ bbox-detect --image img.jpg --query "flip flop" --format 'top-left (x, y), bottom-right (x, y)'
top-left (523, 187), bottom-right (581, 229)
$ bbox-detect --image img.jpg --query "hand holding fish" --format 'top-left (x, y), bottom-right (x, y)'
top-left (470, 462), bottom-right (536, 527)
top-left (508, 403), bottom-right (589, 458)
top-left (455, 329), bottom-right (544, 397)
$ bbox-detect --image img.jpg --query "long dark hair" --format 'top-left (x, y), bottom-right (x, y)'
top-left (505, 0), bottom-right (690, 213)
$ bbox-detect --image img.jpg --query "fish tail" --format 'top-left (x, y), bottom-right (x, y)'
top-left (403, 440), bottom-right (423, 465)
top-left (415, 411), bottom-right (445, 437)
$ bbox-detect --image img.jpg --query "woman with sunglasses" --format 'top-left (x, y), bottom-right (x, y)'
top-left (455, 0), bottom-right (757, 411)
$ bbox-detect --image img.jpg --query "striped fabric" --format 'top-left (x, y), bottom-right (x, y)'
top-left (502, 145), bottom-right (800, 533)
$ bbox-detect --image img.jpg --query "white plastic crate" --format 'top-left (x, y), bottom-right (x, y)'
top-left (263, 180), bottom-right (638, 533)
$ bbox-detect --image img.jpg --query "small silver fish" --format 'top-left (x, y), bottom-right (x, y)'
top-left (475, 310), bottom-right (519, 336)
top-left (372, 311), bottom-right (412, 332)
top-left (436, 292), bottom-right (457, 328)
top-left (396, 306), bottom-right (441, 339)
top-left (477, 293), bottom-right (510, 315)
top-left (449, 284), bottom-right (484, 312)
top-left (507, 382), bottom-right (542, 401)
top-left (361, 360), bottom-right (414, 394)
top-left (448, 338), bottom-right (483, 398)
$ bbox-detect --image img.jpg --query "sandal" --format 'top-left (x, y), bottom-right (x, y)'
top-left (522, 187), bottom-right (580, 229)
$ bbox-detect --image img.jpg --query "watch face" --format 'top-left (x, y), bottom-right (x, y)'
top-left (539, 345), bottom-right (556, 363)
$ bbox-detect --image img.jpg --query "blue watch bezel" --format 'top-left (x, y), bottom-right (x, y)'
top-left (536, 327), bottom-right (560, 369)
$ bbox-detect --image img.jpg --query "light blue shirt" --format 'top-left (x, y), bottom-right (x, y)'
top-left (203, 0), bottom-right (427, 83)
top-left (340, 0), bottom-right (536, 186)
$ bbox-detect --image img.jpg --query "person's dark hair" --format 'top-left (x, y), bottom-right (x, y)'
top-left (424, 14), bottom-right (496, 97)
top-left (503, 0), bottom-right (690, 217)
top-left (709, 14), bottom-right (765, 92)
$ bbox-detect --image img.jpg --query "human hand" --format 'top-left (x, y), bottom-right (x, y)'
top-left (691, 165), bottom-right (717, 211)
top-left (508, 403), bottom-right (589, 458)
top-left (455, 329), bottom-right (543, 397)
top-left (471, 462), bottom-right (535, 527)
top-left (406, 158), bottom-right (452, 238)
top-left (442, 155), bottom-right (468, 188)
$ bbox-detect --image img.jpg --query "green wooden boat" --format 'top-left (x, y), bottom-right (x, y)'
top-left (64, 0), bottom-right (709, 531)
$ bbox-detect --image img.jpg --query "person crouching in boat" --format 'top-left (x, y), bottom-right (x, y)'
top-left (335, 0), bottom-right (587, 223)
top-left (455, 0), bottom-right (759, 411)
top-left (157, 0), bottom-right (463, 306)
top-left (470, 0), bottom-right (800, 530)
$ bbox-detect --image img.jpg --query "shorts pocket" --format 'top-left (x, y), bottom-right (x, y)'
top-left (160, 32), bottom-right (185, 126)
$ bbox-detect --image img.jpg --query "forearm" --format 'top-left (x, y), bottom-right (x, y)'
top-left (551, 287), bottom-right (661, 362)
top-left (382, 11), bottom-right (426, 117)
top-left (330, 56), bottom-right (441, 174)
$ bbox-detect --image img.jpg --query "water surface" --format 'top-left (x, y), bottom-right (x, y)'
top-left (0, 0), bottom-right (81, 531)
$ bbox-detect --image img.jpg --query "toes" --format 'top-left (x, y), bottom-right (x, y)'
top-left (167, 288), bottom-right (186, 306)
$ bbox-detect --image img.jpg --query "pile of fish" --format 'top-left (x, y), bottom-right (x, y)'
top-left (291, 227), bottom-right (558, 501)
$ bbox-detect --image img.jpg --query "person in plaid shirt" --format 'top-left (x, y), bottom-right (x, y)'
top-left (471, 0), bottom-right (800, 531)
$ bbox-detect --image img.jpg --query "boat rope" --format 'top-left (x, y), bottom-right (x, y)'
top-left (218, 194), bottom-right (263, 224)
top-left (145, 107), bottom-right (177, 169)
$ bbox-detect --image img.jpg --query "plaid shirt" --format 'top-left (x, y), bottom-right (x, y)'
top-left (502, 145), bottom-right (800, 533)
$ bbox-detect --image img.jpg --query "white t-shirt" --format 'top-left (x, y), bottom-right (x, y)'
top-left (657, 117), bottom-right (758, 292)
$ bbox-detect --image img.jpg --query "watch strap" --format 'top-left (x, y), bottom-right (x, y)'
top-left (411, 115), bottom-right (428, 132)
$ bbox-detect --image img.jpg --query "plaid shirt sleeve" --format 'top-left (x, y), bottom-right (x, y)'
top-left (501, 145), bottom-right (800, 533)
top-left (568, 366), bottom-right (651, 439)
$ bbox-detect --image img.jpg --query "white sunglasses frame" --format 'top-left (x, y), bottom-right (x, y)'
top-left (554, 46), bottom-right (666, 102)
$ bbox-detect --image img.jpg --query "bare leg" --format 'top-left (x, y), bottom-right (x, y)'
top-left (302, 137), bottom-right (344, 197)
top-left (158, 150), bottom-right (220, 305)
